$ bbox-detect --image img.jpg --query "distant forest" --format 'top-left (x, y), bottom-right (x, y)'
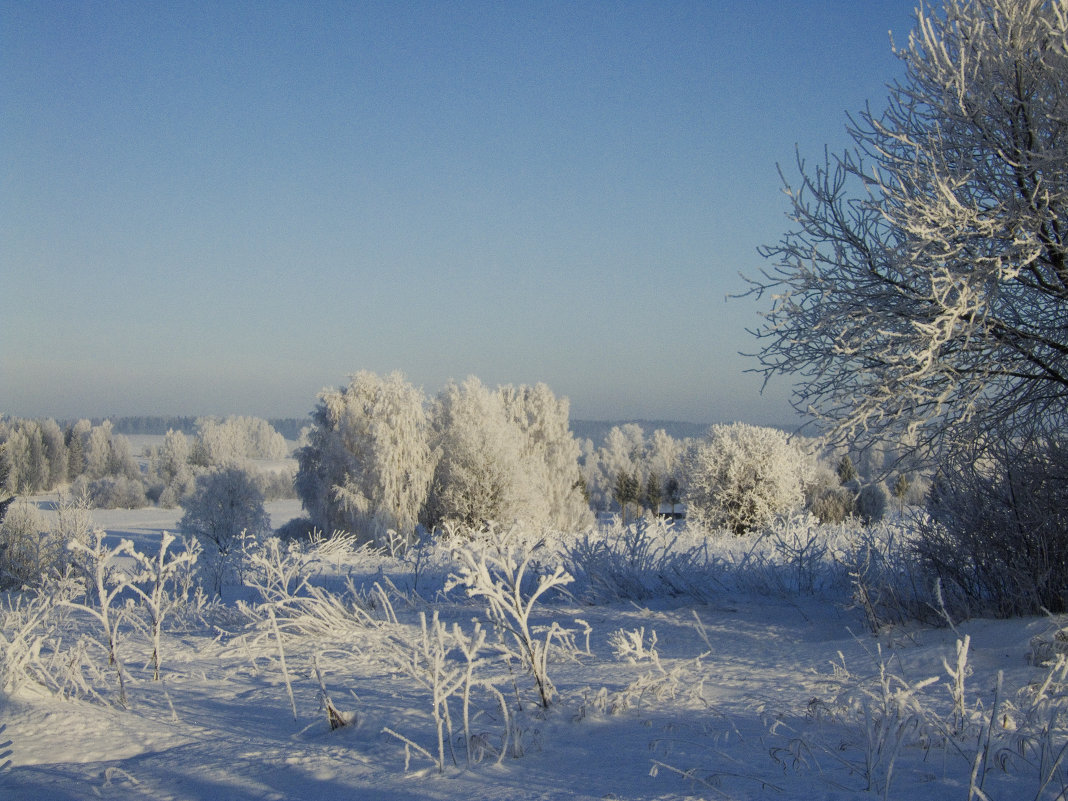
top-left (62, 416), bottom-right (714, 447)
top-left (67, 416), bottom-right (311, 442)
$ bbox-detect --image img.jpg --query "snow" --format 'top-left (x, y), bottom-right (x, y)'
top-left (1, 508), bottom-right (1062, 800)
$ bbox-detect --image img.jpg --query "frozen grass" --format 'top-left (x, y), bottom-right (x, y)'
top-left (0, 507), bottom-right (1064, 800)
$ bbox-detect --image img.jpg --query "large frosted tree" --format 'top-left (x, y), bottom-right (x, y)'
top-left (686, 423), bottom-right (810, 535)
top-left (296, 371), bottom-right (434, 544)
top-left (746, 0), bottom-right (1068, 460)
top-left (424, 378), bottom-right (591, 531)
top-left (499, 382), bottom-right (593, 530)
top-left (423, 377), bottom-right (535, 530)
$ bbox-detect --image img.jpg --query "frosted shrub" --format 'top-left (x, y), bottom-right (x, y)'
top-left (383, 611), bottom-right (466, 772)
top-left (126, 532), bottom-right (200, 680)
top-left (609, 626), bottom-right (659, 664)
top-left (767, 513), bottom-right (830, 595)
top-left (687, 423), bottom-right (810, 535)
top-left (383, 613), bottom-right (514, 771)
top-left (83, 474), bottom-right (148, 509)
top-left (813, 648), bottom-right (939, 797)
top-left (275, 516), bottom-right (316, 543)
top-left (0, 500), bottom-right (63, 589)
top-left (191, 415), bottom-right (289, 465)
top-left (565, 517), bottom-right (713, 602)
top-left (64, 529), bottom-right (138, 706)
top-left (842, 521), bottom-right (927, 633)
top-left (780, 638), bottom-right (1068, 801)
top-left (807, 483), bottom-right (855, 525)
top-left (447, 523), bottom-right (574, 709)
top-left (853, 481), bottom-right (888, 526)
top-left (0, 589), bottom-right (60, 695)
top-left (586, 626), bottom-right (709, 717)
top-left (255, 466), bottom-right (297, 501)
top-left (918, 430), bottom-right (1068, 617)
top-left (240, 536), bottom-right (378, 641)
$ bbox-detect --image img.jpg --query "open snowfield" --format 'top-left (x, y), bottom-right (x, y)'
top-left (1, 504), bottom-right (1065, 801)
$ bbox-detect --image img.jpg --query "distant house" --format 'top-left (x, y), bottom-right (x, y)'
top-left (657, 502), bottom-right (686, 521)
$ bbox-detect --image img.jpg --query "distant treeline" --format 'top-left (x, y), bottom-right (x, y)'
top-left (60, 417), bottom-right (709, 445)
top-left (570, 420), bottom-right (710, 447)
top-left (63, 416), bottom-right (311, 441)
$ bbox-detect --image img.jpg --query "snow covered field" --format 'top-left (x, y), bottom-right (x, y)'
top-left (1, 507), bottom-right (1065, 801)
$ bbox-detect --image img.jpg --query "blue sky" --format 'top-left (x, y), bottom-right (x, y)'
top-left (2, 1), bottom-right (917, 424)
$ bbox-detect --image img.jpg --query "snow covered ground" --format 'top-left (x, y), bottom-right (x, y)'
top-left (1, 508), bottom-right (1064, 801)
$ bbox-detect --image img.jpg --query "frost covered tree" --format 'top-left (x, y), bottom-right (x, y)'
top-left (686, 423), bottom-right (810, 535)
top-left (746, 0), bottom-right (1068, 461)
top-left (612, 470), bottom-right (640, 525)
top-left (179, 466), bottom-right (271, 594)
top-left (152, 429), bottom-right (196, 508)
top-left (0, 418), bottom-right (71, 494)
top-left (424, 379), bottom-right (590, 532)
top-left (296, 371), bottom-right (434, 544)
top-left (423, 377), bottom-right (534, 530)
top-left (498, 382), bottom-right (592, 531)
top-left (68, 420), bottom-right (139, 482)
top-left (191, 416), bottom-right (288, 466)
top-left (593, 424), bottom-right (646, 509)
top-left (38, 419), bottom-right (68, 489)
top-left (64, 419), bottom-right (91, 481)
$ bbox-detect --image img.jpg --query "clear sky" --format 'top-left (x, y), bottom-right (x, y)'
top-left (2, 1), bottom-right (918, 425)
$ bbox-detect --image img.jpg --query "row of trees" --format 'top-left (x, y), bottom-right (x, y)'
top-left (295, 373), bottom-right (593, 545)
top-left (294, 371), bottom-right (919, 546)
top-left (579, 423), bottom-right (687, 519)
top-left (0, 415), bottom-right (295, 510)
top-left (0, 418), bottom-right (140, 498)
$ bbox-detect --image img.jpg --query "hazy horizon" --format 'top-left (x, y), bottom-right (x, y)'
top-left (2, 2), bottom-right (917, 425)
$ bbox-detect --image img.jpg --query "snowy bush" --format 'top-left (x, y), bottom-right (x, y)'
top-left (146, 428), bottom-right (197, 508)
top-left (64, 529), bottom-right (139, 705)
top-left (804, 463), bottom-right (855, 524)
top-left (381, 611), bottom-right (510, 772)
top-left (126, 531), bottom-right (200, 680)
top-left (807, 484), bottom-right (855, 525)
top-left (254, 465), bottom-right (297, 501)
top-left (179, 466), bottom-right (271, 595)
top-left (776, 636), bottom-right (1068, 801)
top-left (0, 500), bottom-right (62, 589)
top-left (853, 481), bottom-right (888, 525)
top-left (446, 523), bottom-right (575, 709)
top-left (275, 516), bottom-right (317, 543)
top-left (565, 517), bottom-right (714, 602)
top-left (918, 430), bottom-right (1068, 617)
top-left (80, 474), bottom-right (149, 509)
top-left (686, 423), bottom-right (810, 535)
top-left (0, 493), bottom-right (100, 589)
